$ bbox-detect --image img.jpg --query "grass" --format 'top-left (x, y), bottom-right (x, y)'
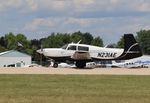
top-left (0, 75), bottom-right (150, 103)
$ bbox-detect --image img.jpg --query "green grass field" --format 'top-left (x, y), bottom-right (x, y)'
top-left (0, 75), bottom-right (150, 103)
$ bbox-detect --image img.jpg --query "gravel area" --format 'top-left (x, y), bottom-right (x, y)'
top-left (0, 67), bottom-right (150, 75)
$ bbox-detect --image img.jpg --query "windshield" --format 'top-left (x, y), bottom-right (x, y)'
top-left (61, 44), bottom-right (68, 49)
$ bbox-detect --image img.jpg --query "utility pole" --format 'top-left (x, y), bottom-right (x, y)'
top-left (40, 44), bottom-right (43, 66)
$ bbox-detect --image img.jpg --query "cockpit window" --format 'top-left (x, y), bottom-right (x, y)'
top-left (61, 44), bottom-right (68, 49)
top-left (68, 46), bottom-right (76, 50)
top-left (78, 46), bottom-right (89, 51)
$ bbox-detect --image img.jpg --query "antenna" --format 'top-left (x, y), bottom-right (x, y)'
top-left (77, 40), bottom-right (81, 44)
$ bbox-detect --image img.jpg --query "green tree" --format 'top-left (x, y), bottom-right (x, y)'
top-left (60, 33), bottom-right (71, 44)
top-left (5, 32), bottom-right (16, 50)
top-left (71, 31), bottom-right (83, 43)
top-left (31, 39), bottom-right (41, 49)
top-left (41, 33), bottom-right (63, 48)
top-left (0, 36), bottom-right (6, 47)
top-left (117, 35), bottom-right (124, 48)
top-left (71, 31), bottom-right (94, 44)
top-left (137, 30), bottom-right (150, 54)
top-left (0, 46), bottom-right (7, 52)
top-left (16, 34), bottom-right (30, 48)
top-left (91, 37), bottom-right (103, 47)
top-left (82, 32), bottom-right (93, 44)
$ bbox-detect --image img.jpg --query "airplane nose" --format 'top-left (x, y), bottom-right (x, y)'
top-left (37, 49), bottom-right (44, 54)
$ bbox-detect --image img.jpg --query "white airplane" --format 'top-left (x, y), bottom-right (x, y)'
top-left (37, 34), bottom-right (142, 68)
top-left (49, 62), bottom-right (96, 69)
top-left (55, 62), bottom-right (96, 69)
top-left (111, 61), bottom-right (142, 68)
top-left (111, 55), bottom-right (150, 68)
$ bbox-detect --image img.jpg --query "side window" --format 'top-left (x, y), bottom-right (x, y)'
top-left (78, 46), bottom-right (89, 51)
top-left (68, 46), bottom-right (76, 50)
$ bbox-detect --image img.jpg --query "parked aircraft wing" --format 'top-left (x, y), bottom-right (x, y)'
top-left (71, 51), bottom-right (91, 60)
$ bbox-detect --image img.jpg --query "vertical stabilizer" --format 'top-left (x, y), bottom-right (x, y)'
top-left (118, 34), bottom-right (142, 60)
top-left (124, 34), bottom-right (141, 52)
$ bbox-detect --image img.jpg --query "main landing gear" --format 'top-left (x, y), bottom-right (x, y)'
top-left (75, 61), bottom-right (86, 68)
top-left (49, 59), bottom-right (58, 68)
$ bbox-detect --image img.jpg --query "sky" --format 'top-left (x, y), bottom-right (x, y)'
top-left (0, 0), bottom-right (150, 44)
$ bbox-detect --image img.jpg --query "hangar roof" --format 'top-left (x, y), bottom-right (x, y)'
top-left (0, 50), bottom-right (31, 57)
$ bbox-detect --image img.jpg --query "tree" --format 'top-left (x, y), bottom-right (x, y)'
top-left (41, 33), bottom-right (58, 48)
top-left (82, 32), bottom-right (93, 44)
top-left (16, 34), bottom-right (30, 48)
top-left (117, 35), bottom-right (124, 48)
top-left (71, 31), bottom-right (94, 44)
top-left (91, 36), bottom-right (103, 47)
top-left (0, 36), bottom-right (6, 47)
top-left (0, 46), bottom-right (7, 52)
top-left (60, 33), bottom-right (71, 44)
top-left (71, 31), bottom-right (83, 43)
top-left (137, 30), bottom-right (150, 54)
top-left (31, 39), bottom-right (41, 49)
top-left (5, 32), bottom-right (16, 50)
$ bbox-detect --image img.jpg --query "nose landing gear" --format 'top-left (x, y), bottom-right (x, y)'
top-left (53, 62), bottom-right (58, 68)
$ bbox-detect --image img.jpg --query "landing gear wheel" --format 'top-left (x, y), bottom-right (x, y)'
top-left (75, 61), bottom-right (86, 68)
top-left (53, 62), bottom-right (58, 68)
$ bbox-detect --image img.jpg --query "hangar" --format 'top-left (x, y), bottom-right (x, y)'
top-left (0, 50), bottom-right (31, 67)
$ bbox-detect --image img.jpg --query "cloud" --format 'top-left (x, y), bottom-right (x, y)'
top-left (23, 17), bottom-right (107, 32)
top-left (1, 0), bottom-right (150, 17)
top-left (11, 14), bottom-right (150, 43)
top-left (23, 17), bottom-right (65, 31)
top-left (1, 0), bottom-right (150, 44)
top-left (25, 0), bottom-right (38, 11)
top-left (65, 18), bottom-right (93, 27)
top-left (0, 0), bottom-right (23, 12)
top-left (136, 1), bottom-right (150, 12)
top-left (28, 0), bottom-right (69, 12)
top-left (35, 0), bottom-right (150, 19)
top-left (0, 0), bottom-right (38, 13)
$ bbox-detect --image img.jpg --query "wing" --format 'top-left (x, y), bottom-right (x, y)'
top-left (71, 51), bottom-right (91, 60)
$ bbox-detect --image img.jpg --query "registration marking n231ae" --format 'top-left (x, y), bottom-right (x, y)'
top-left (97, 52), bottom-right (117, 58)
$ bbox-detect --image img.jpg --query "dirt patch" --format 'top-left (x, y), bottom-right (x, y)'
top-left (0, 67), bottom-right (149, 75)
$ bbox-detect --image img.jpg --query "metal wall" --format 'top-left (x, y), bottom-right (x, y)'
top-left (0, 57), bottom-right (31, 67)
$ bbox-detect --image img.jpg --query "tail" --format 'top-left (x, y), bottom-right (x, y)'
top-left (118, 34), bottom-right (142, 60)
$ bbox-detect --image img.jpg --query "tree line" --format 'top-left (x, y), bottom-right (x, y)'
top-left (0, 30), bottom-right (149, 61)
top-left (0, 31), bottom-right (103, 61)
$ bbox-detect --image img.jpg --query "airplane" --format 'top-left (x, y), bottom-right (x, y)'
top-left (37, 34), bottom-right (142, 68)
top-left (111, 61), bottom-right (142, 68)
top-left (50, 62), bottom-right (96, 69)
top-left (111, 55), bottom-right (150, 68)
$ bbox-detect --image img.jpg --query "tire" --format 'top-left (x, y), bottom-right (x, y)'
top-left (53, 63), bottom-right (58, 68)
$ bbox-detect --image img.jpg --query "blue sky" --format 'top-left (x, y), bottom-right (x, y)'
top-left (0, 0), bottom-right (150, 44)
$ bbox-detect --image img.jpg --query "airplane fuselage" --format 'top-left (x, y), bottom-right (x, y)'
top-left (38, 43), bottom-right (124, 60)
